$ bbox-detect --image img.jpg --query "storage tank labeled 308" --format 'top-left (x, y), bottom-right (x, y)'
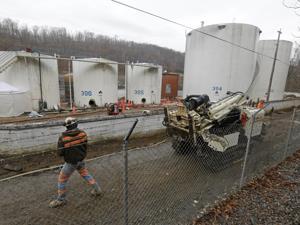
top-left (73, 58), bottom-right (118, 107)
top-left (247, 40), bottom-right (292, 101)
top-left (183, 23), bottom-right (261, 101)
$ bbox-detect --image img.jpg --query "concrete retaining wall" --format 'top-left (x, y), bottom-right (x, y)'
top-left (0, 112), bottom-right (165, 155)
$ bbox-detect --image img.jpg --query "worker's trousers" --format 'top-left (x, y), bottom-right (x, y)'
top-left (57, 161), bottom-right (100, 200)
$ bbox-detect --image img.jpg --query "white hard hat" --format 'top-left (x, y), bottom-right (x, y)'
top-left (63, 117), bottom-right (77, 127)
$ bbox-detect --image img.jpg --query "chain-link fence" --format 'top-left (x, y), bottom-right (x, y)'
top-left (126, 112), bottom-right (248, 224)
top-left (1, 103), bottom-right (300, 225)
top-left (286, 108), bottom-right (300, 156)
top-left (240, 108), bottom-right (294, 185)
top-left (0, 117), bottom-right (162, 225)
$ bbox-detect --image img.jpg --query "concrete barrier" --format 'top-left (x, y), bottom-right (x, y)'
top-left (0, 111), bottom-right (165, 155)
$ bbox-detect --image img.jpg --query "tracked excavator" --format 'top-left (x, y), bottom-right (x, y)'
top-left (163, 92), bottom-right (265, 171)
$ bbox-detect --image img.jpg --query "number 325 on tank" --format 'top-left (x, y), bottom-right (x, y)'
top-left (134, 90), bottom-right (144, 95)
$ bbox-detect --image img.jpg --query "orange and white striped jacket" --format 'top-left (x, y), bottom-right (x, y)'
top-left (58, 128), bottom-right (88, 164)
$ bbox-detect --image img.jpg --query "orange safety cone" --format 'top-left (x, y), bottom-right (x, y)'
top-left (122, 99), bottom-right (125, 112)
top-left (72, 105), bottom-right (77, 114)
top-left (257, 100), bottom-right (264, 109)
top-left (128, 100), bottom-right (133, 109)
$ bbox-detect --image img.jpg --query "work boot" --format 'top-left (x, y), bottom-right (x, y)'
top-left (49, 199), bottom-right (66, 208)
top-left (90, 187), bottom-right (103, 197)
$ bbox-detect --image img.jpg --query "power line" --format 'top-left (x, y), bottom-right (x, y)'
top-left (111, 0), bottom-right (290, 66)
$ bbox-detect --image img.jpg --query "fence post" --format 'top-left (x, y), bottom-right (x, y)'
top-left (123, 119), bottom-right (138, 225)
top-left (239, 104), bottom-right (269, 188)
top-left (283, 107), bottom-right (296, 158)
top-left (239, 114), bottom-right (255, 188)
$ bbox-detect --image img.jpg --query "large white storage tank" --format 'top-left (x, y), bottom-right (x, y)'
top-left (0, 51), bottom-right (60, 111)
top-left (126, 63), bottom-right (162, 104)
top-left (183, 23), bottom-right (261, 101)
top-left (247, 40), bottom-right (292, 101)
top-left (73, 58), bottom-right (118, 107)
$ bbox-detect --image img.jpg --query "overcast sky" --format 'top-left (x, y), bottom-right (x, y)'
top-left (0, 0), bottom-right (299, 52)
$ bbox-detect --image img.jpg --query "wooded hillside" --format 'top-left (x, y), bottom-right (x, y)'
top-left (0, 18), bottom-right (184, 72)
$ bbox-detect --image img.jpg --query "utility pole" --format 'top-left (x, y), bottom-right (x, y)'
top-left (266, 29), bottom-right (282, 101)
top-left (125, 61), bottom-right (129, 102)
top-left (38, 51), bottom-right (44, 110)
top-left (68, 58), bottom-right (73, 109)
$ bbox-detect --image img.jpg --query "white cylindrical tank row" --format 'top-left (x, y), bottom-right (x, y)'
top-left (183, 23), bottom-right (261, 101)
top-left (73, 58), bottom-right (118, 107)
top-left (126, 63), bottom-right (162, 104)
top-left (247, 40), bottom-right (293, 101)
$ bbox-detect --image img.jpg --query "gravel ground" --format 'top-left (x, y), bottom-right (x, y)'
top-left (194, 150), bottom-right (300, 225)
top-left (0, 141), bottom-right (242, 225)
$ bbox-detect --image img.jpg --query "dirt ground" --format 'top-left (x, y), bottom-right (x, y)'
top-left (194, 150), bottom-right (300, 225)
top-left (0, 105), bottom-right (167, 125)
top-left (0, 131), bottom-right (166, 179)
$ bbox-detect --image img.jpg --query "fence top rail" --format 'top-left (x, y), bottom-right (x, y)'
top-left (15, 52), bottom-right (162, 69)
top-left (266, 98), bottom-right (300, 104)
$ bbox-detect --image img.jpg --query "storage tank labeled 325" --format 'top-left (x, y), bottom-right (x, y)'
top-left (247, 40), bottom-right (292, 101)
top-left (183, 23), bottom-right (261, 101)
top-left (126, 63), bottom-right (162, 104)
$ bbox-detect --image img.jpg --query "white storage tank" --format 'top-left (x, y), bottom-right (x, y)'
top-left (247, 40), bottom-right (292, 101)
top-left (126, 63), bottom-right (162, 104)
top-left (0, 51), bottom-right (60, 111)
top-left (183, 23), bottom-right (261, 101)
top-left (73, 58), bottom-right (118, 107)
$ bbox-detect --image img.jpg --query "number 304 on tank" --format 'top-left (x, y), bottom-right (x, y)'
top-left (81, 91), bottom-right (93, 96)
top-left (212, 86), bottom-right (222, 91)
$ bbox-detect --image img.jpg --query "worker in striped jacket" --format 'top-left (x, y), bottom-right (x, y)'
top-left (49, 117), bottom-right (103, 208)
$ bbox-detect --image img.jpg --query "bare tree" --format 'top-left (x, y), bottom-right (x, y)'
top-left (283, 0), bottom-right (300, 9)
top-left (0, 18), bottom-right (184, 72)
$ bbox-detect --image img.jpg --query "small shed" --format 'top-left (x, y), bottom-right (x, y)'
top-left (161, 72), bottom-right (179, 100)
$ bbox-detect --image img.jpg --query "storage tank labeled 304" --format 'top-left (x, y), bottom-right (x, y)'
top-left (183, 23), bottom-right (261, 101)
